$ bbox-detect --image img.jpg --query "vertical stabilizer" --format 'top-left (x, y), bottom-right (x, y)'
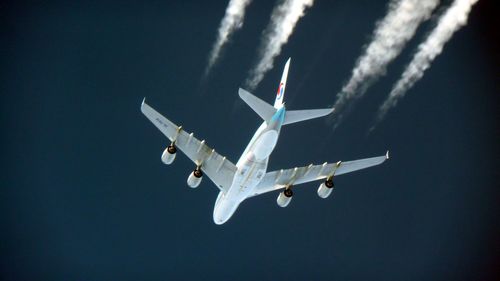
top-left (274, 58), bottom-right (291, 109)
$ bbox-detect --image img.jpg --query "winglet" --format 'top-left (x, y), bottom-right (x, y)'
top-left (140, 98), bottom-right (148, 114)
top-left (386, 150), bottom-right (390, 160)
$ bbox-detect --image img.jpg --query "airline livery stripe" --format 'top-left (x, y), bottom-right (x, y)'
top-left (276, 83), bottom-right (284, 99)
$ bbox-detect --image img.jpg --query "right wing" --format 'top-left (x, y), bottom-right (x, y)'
top-left (250, 152), bottom-right (389, 197)
top-left (141, 100), bottom-right (237, 192)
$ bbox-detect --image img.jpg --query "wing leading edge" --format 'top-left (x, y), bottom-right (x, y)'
top-left (141, 100), bottom-right (237, 192)
top-left (250, 152), bottom-right (389, 197)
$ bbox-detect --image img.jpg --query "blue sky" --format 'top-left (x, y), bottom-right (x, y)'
top-left (1, 0), bottom-right (498, 280)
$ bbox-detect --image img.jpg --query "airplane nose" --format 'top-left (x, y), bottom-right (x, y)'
top-left (213, 195), bottom-right (239, 225)
top-left (213, 211), bottom-right (229, 225)
top-left (213, 202), bottom-right (232, 225)
top-left (214, 217), bottom-right (226, 225)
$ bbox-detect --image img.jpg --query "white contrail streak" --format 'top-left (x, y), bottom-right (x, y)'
top-left (371, 0), bottom-right (478, 132)
top-left (203, 0), bottom-right (252, 78)
top-left (330, 0), bottom-right (439, 128)
top-left (245, 0), bottom-right (314, 91)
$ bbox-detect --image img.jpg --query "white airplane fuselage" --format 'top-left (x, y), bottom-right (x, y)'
top-left (213, 106), bottom-right (285, 224)
top-left (141, 58), bottom-right (389, 225)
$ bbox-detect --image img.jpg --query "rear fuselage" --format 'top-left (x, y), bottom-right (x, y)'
top-left (213, 107), bottom-right (285, 224)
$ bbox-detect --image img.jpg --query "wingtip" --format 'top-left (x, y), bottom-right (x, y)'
top-left (141, 97), bottom-right (148, 111)
top-left (238, 87), bottom-right (248, 98)
top-left (386, 150), bottom-right (390, 160)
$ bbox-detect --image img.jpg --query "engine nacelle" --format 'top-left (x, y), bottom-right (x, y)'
top-left (317, 179), bottom-right (334, 199)
top-left (187, 168), bottom-right (203, 188)
top-left (277, 188), bottom-right (293, 207)
top-left (161, 145), bottom-right (177, 165)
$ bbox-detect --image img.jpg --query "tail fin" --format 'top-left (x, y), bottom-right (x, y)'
top-left (274, 58), bottom-right (291, 109)
top-left (240, 57), bottom-right (333, 125)
top-left (239, 88), bottom-right (276, 121)
top-left (282, 108), bottom-right (334, 125)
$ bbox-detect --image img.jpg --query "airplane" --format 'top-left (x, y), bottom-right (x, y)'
top-left (141, 58), bottom-right (389, 225)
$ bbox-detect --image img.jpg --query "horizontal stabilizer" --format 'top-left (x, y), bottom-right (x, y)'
top-left (239, 88), bottom-right (276, 121)
top-left (283, 108), bottom-right (334, 125)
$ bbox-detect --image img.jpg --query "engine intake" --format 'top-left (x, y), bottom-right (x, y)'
top-left (317, 178), bottom-right (334, 199)
top-left (187, 168), bottom-right (203, 188)
top-left (161, 144), bottom-right (177, 165)
top-left (277, 187), bottom-right (293, 207)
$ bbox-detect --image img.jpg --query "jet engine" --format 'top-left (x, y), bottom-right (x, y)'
top-left (277, 187), bottom-right (293, 207)
top-left (161, 144), bottom-right (177, 165)
top-left (317, 178), bottom-right (334, 199)
top-left (187, 168), bottom-right (203, 188)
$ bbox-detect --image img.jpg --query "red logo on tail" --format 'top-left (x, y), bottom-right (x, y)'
top-left (276, 82), bottom-right (284, 99)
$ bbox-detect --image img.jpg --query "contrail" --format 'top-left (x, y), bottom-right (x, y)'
top-left (245, 0), bottom-right (314, 91)
top-left (329, 0), bottom-right (439, 129)
top-left (203, 0), bottom-right (253, 79)
top-left (370, 0), bottom-right (479, 132)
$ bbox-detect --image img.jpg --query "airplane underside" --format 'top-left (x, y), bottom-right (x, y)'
top-left (141, 58), bottom-right (389, 224)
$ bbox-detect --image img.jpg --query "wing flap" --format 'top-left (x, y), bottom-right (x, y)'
top-left (175, 130), bottom-right (236, 191)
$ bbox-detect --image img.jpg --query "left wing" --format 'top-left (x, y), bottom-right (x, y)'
top-left (250, 152), bottom-right (389, 197)
top-left (141, 100), bottom-right (237, 192)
